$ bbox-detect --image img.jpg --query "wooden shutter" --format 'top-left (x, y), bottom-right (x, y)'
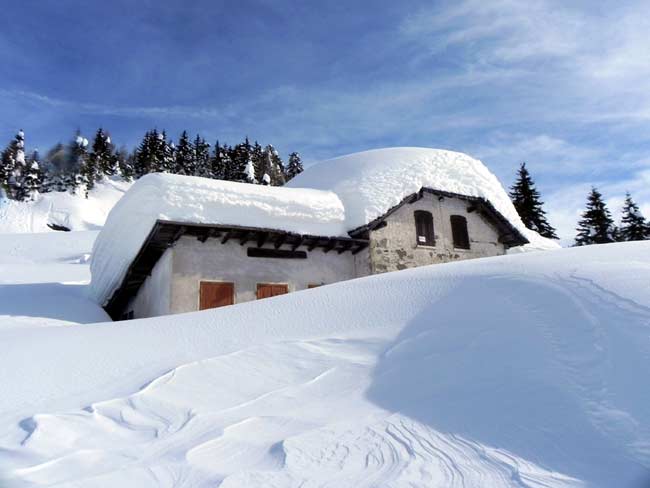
top-left (450, 215), bottom-right (470, 249)
top-left (414, 211), bottom-right (435, 246)
top-left (200, 282), bottom-right (235, 310)
top-left (256, 283), bottom-right (289, 299)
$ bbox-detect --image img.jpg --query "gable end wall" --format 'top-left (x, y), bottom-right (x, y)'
top-left (369, 192), bottom-right (506, 273)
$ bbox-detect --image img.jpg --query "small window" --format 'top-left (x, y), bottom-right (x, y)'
top-left (450, 215), bottom-right (470, 249)
top-left (414, 210), bottom-right (435, 246)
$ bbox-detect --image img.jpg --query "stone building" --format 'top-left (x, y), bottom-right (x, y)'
top-left (92, 148), bottom-right (536, 320)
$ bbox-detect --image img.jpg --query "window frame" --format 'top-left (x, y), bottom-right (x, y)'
top-left (450, 215), bottom-right (470, 250)
top-left (414, 210), bottom-right (435, 247)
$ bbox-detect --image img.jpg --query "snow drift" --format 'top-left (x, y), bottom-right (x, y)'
top-left (289, 147), bottom-right (558, 250)
top-left (0, 177), bottom-right (131, 234)
top-left (1, 238), bottom-right (649, 487)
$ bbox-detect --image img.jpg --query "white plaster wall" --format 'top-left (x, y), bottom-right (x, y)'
top-left (369, 192), bottom-right (506, 273)
top-left (169, 236), bottom-right (363, 314)
top-left (128, 247), bottom-right (173, 318)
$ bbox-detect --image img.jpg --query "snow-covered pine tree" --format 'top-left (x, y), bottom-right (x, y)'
top-left (251, 141), bottom-right (264, 182)
top-left (0, 131), bottom-right (20, 196)
top-left (286, 152), bottom-right (304, 181)
top-left (619, 193), bottom-right (648, 241)
top-left (160, 131), bottom-right (174, 173)
top-left (509, 163), bottom-right (558, 239)
top-left (174, 131), bottom-right (195, 175)
top-left (265, 144), bottom-right (286, 186)
top-left (575, 187), bottom-right (617, 246)
top-left (229, 140), bottom-right (250, 182)
top-left (115, 147), bottom-right (135, 180)
top-left (210, 141), bottom-right (226, 180)
top-left (21, 149), bottom-right (43, 200)
top-left (193, 135), bottom-right (211, 177)
top-left (7, 130), bottom-right (29, 200)
top-left (244, 159), bottom-right (257, 184)
top-left (75, 133), bottom-right (96, 197)
top-left (90, 128), bottom-right (116, 177)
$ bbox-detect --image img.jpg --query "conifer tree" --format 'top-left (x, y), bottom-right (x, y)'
top-left (210, 141), bottom-right (226, 180)
top-left (286, 152), bottom-right (304, 181)
top-left (134, 131), bottom-right (153, 177)
top-left (251, 141), bottom-right (264, 182)
top-left (0, 131), bottom-right (20, 195)
top-left (6, 130), bottom-right (28, 200)
top-left (619, 193), bottom-right (648, 241)
top-left (90, 128), bottom-right (116, 177)
top-left (229, 140), bottom-right (251, 182)
top-left (22, 149), bottom-right (43, 200)
top-left (193, 135), bottom-right (211, 177)
top-left (575, 187), bottom-right (617, 246)
top-left (509, 163), bottom-right (558, 239)
top-left (174, 131), bottom-right (194, 175)
top-left (115, 147), bottom-right (135, 180)
top-left (160, 131), bottom-right (174, 173)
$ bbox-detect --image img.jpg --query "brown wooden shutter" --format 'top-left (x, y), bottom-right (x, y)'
top-left (200, 282), bottom-right (235, 310)
top-left (257, 283), bottom-right (289, 299)
top-left (450, 215), bottom-right (470, 249)
top-left (414, 210), bottom-right (435, 246)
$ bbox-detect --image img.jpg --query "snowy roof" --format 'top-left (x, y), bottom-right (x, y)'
top-left (288, 147), bottom-right (555, 250)
top-left (90, 173), bottom-right (347, 305)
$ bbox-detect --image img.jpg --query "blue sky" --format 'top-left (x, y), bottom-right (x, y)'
top-left (1, 0), bottom-right (649, 242)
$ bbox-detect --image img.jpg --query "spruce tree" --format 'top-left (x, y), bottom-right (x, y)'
top-left (90, 128), bottom-right (116, 177)
top-left (7, 130), bottom-right (28, 200)
top-left (134, 131), bottom-right (153, 177)
top-left (575, 187), bottom-right (617, 245)
top-left (160, 131), bottom-right (174, 173)
top-left (509, 163), bottom-right (558, 239)
top-left (251, 141), bottom-right (264, 182)
top-left (193, 135), bottom-right (211, 177)
top-left (0, 131), bottom-right (20, 196)
top-left (22, 149), bottom-right (43, 201)
top-left (210, 141), bottom-right (226, 180)
top-left (174, 131), bottom-right (194, 175)
top-left (229, 140), bottom-right (250, 182)
top-left (286, 152), bottom-right (304, 181)
top-left (619, 193), bottom-right (648, 241)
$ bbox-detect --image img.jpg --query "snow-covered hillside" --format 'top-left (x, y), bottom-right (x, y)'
top-left (1, 233), bottom-right (649, 487)
top-left (0, 177), bottom-right (131, 234)
top-left (0, 231), bottom-right (109, 328)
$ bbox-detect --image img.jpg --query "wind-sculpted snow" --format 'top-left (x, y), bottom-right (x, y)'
top-left (1, 239), bottom-right (650, 487)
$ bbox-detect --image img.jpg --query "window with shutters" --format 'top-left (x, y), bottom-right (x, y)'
top-left (450, 215), bottom-right (470, 249)
top-left (414, 210), bottom-right (435, 246)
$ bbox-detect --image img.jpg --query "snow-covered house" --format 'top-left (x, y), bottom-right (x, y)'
top-left (91, 148), bottom-right (552, 320)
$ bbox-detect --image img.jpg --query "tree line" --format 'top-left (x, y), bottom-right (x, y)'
top-left (0, 128), bottom-right (304, 200)
top-left (509, 163), bottom-right (649, 245)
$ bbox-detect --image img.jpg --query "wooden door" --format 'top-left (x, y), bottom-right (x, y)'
top-left (200, 282), bottom-right (234, 310)
top-left (256, 283), bottom-right (289, 299)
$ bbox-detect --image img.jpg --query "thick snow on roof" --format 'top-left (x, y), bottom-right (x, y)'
top-left (289, 147), bottom-right (557, 249)
top-left (90, 173), bottom-right (346, 305)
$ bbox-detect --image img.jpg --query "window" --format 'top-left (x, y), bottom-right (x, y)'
top-left (414, 210), bottom-right (435, 246)
top-left (450, 215), bottom-right (470, 249)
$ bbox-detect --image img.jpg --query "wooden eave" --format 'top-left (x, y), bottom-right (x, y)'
top-left (347, 187), bottom-right (529, 247)
top-left (104, 220), bottom-right (369, 320)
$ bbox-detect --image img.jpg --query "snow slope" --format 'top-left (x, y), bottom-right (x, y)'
top-left (0, 231), bottom-right (109, 328)
top-left (289, 147), bottom-right (558, 251)
top-left (0, 177), bottom-right (131, 234)
top-left (1, 239), bottom-right (649, 487)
